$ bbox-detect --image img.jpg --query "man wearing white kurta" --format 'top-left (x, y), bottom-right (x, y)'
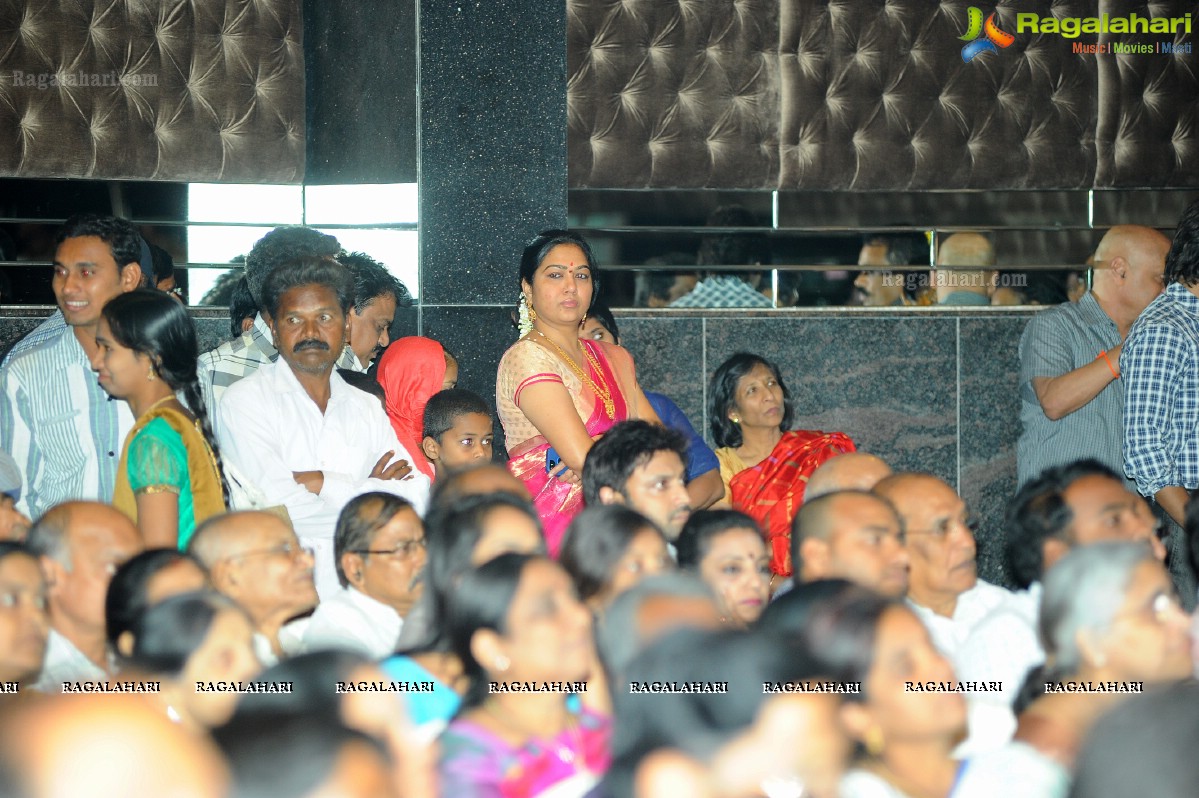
top-left (218, 256), bottom-right (429, 598)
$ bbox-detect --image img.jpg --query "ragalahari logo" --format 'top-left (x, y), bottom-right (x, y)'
top-left (959, 7), bottom-right (1015, 62)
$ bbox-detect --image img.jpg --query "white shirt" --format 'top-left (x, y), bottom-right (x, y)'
top-left (32, 629), bottom-right (108, 692)
top-left (907, 580), bottom-right (1017, 661)
top-left (302, 586), bottom-right (404, 659)
top-left (956, 583), bottom-right (1043, 705)
top-left (217, 359), bottom-right (431, 596)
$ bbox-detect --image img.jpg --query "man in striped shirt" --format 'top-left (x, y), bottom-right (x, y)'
top-left (0, 214), bottom-right (146, 518)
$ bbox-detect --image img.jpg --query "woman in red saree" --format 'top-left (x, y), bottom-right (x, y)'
top-left (709, 353), bottom-right (854, 581)
top-left (496, 231), bottom-right (658, 556)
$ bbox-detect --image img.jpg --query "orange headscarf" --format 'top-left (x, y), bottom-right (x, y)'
top-left (376, 336), bottom-right (446, 480)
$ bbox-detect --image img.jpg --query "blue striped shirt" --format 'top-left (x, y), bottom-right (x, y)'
top-left (0, 312), bottom-right (132, 517)
top-left (1122, 283), bottom-right (1199, 497)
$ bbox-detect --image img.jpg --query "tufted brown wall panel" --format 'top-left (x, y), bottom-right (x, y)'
top-left (1094, 0), bottom-right (1199, 186)
top-left (0, 0), bottom-right (305, 183)
top-left (779, 1), bottom-right (1096, 189)
top-left (567, 0), bottom-right (780, 188)
top-left (569, 0), bottom-right (1199, 190)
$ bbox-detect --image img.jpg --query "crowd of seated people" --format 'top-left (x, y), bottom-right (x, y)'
top-left (1, 205), bottom-right (1199, 798)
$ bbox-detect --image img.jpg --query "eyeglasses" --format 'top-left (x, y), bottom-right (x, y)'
top-left (228, 541), bottom-right (315, 562)
top-left (351, 538), bottom-right (427, 559)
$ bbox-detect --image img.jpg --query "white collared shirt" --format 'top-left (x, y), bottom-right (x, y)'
top-left (302, 586), bottom-right (404, 660)
top-left (217, 358), bottom-right (431, 595)
top-left (32, 629), bottom-right (109, 693)
top-left (907, 580), bottom-right (1018, 661)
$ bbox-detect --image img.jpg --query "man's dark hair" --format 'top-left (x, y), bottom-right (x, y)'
top-left (337, 250), bottom-right (413, 313)
top-left (260, 256), bottom-right (354, 321)
top-left (244, 226), bottom-right (340, 307)
top-left (862, 232), bottom-right (925, 267)
top-left (1005, 459), bottom-right (1122, 589)
top-left (1165, 198), bottom-right (1199, 287)
top-left (336, 368), bottom-right (386, 403)
top-left (423, 388), bottom-right (492, 441)
top-left (56, 213), bottom-right (147, 284)
top-left (697, 205), bottom-right (770, 268)
top-left (333, 492), bottom-right (415, 587)
top-left (213, 713), bottom-right (388, 798)
top-left (582, 420), bottom-right (689, 506)
top-left (227, 275), bottom-right (259, 338)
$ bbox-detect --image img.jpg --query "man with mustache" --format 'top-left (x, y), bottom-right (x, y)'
top-left (582, 420), bottom-right (693, 543)
top-left (302, 492), bottom-right (425, 658)
top-left (216, 257), bottom-right (431, 598)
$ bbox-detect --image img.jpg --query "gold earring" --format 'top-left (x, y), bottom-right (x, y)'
top-left (528, 305), bottom-right (537, 323)
top-left (581, 312), bottom-right (588, 324)
top-left (864, 726), bottom-right (885, 756)
top-left (731, 416), bottom-right (740, 424)
top-left (147, 370), bottom-right (156, 382)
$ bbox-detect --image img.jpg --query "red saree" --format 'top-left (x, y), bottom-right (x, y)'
top-left (729, 430), bottom-right (856, 577)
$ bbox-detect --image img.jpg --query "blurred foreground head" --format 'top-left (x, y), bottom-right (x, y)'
top-left (0, 693), bottom-right (228, 798)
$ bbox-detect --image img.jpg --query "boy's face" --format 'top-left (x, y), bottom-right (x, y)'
top-left (424, 412), bottom-right (495, 473)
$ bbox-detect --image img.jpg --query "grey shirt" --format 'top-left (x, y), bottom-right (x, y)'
top-left (1017, 293), bottom-right (1125, 487)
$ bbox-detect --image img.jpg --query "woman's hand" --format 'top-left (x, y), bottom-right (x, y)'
top-left (554, 468), bottom-right (581, 484)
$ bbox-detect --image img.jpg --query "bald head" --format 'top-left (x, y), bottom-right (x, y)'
top-left (805, 452), bottom-right (892, 500)
top-left (1, 694), bottom-right (228, 798)
top-left (874, 473), bottom-right (976, 615)
top-left (791, 491), bottom-right (908, 597)
top-left (1091, 225), bottom-right (1170, 316)
top-left (429, 462), bottom-right (529, 511)
top-left (27, 501), bottom-right (140, 569)
top-left (934, 233), bottom-right (996, 303)
top-left (188, 510), bottom-right (289, 568)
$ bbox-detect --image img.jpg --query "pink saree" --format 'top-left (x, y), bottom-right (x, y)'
top-left (499, 339), bottom-right (631, 556)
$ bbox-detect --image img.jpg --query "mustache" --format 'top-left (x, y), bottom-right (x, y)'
top-left (293, 339), bottom-right (330, 352)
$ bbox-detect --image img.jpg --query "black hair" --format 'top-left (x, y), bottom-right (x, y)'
top-left (696, 205), bottom-right (770, 267)
top-left (224, 649), bottom-right (373, 724)
top-left (1187, 493), bottom-right (1199, 587)
top-left (756, 578), bottom-right (865, 637)
top-left (417, 492), bottom-right (544, 652)
top-left (581, 420), bottom-right (689, 506)
top-left (337, 250), bottom-right (413, 313)
top-left (213, 711), bottom-right (387, 798)
top-left (559, 505), bottom-right (665, 602)
top-left (260, 255), bottom-right (354, 321)
top-left (148, 244), bottom-right (175, 284)
top-left (861, 232), bottom-right (925, 267)
top-left (127, 590), bottom-right (242, 677)
top-left (675, 509), bottom-right (762, 569)
top-left (447, 552), bottom-right (542, 708)
top-left (423, 388), bottom-right (493, 442)
top-left (603, 628), bottom-right (822, 798)
top-left (101, 289), bottom-right (230, 502)
top-left (1164, 198), bottom-right (1199, 287)
top-left (333, 493), bottom-right (416, 587)
top-left (244, 226), bottom-right (341, 307)
top-left (793, 588), bottom-right (899, 705)
top-left (518, 229), bottom-right (601, 311)
top-left (586, 302), bottom-right (620, 342)
top-left (105, 548), bottom-right (205, 654)
top-left (1070, 682), bottom-right (1199, 798)
top-left (634, 252), bottom-right (697, 307)
top-left (1005, 459), bottom-right (1121, 589)
top-left (55, 213), bottom-right (145, 283)
top-left (228, 275), bottom-right (259, 338)
top-left (707, 352), bottom-right (795, 448)
top-left (336, 368), bottom-right (386, 403)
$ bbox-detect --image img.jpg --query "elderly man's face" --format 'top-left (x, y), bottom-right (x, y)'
top-left (895, 479), bottom-right (977, 604)
top-left (348, 506), bottom-right (425, 618)
top-left (0, 552), bottom-right (49, 683)
top-left (222, 515), bottom-right (317, 622)
top-left (51, 506), bottom-right (141, 632)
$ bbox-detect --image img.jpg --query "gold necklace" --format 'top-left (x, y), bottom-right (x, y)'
top-left (535, 331), bottom-right (615, 419)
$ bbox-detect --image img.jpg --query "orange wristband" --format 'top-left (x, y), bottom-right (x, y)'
top-left (1097, 350), bottom-right (1119, 379)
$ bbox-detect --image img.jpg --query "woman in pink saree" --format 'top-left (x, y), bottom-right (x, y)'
top-left (496, 231), bottom-right (658, 556)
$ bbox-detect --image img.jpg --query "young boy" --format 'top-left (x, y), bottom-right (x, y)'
top-left (421, 389), bottom-right (495, 477)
